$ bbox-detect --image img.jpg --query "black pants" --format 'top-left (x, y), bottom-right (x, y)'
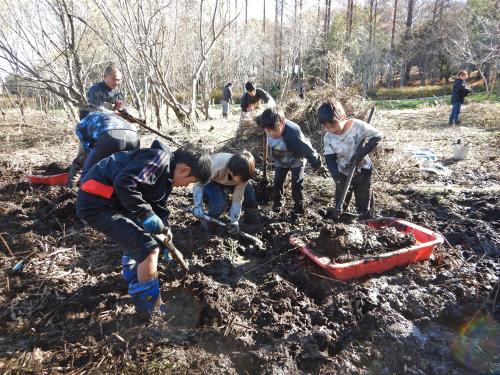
top-left (82, 129), bottom-right (140, 178)
top-left (273, 165), bottom-right (305, 209)
top-left (76, 191), bottom-right (157, 264)
top-left (335, 169), bottom-right (373, 216)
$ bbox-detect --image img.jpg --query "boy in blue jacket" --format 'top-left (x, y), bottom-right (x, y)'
top-left (449, 70), bottom-right (472, 125)
top-left (67, 111), bottom-right (141, 187)
top-left (256, 108), bottom-right (328, 217)
top-left (76, 141), bottom-right (211, 317)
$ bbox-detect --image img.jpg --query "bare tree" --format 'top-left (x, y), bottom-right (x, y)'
top-left (447, 13), bottom-right (500, 98)
top-left (0, 0), bottom-right (96, 119)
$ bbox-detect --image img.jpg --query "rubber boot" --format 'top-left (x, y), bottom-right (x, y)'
top-left (121, 256), bottom-right (137, 284)
top-left (128, 278), bottom-right (163, 317)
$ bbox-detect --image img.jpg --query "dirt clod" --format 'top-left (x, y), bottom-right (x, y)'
top-left (315, 223), bottom-right (416, 262)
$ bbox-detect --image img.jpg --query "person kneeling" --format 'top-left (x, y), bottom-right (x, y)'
top-left (191, 151), bottom-right (259, 235)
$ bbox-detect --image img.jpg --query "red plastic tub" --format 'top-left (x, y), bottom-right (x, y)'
top-left (27, 172), bottom-right (69, 185)
top-left (289, 218), bottom-right (444, 281)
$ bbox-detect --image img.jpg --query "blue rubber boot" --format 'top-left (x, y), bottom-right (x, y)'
top-left (121, 256), bottom-right (137, 284)
top-left (128, 278), bottom-right (161, 316)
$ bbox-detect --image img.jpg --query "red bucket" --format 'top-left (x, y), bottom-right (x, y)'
top-left (27, 172), bottom-right (69, 185)
top-left (289, 218), bottom-right (444, 281)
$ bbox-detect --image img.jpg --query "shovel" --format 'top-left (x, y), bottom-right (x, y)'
top-left (255, 131), bottom-right (273, 202)
top-left (154, 233), bottom-right (189, 272)
top-left (201, 214), bottom-right (264, 249)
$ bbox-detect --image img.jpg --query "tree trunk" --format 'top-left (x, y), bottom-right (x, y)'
top-left (400, 0), bottom-right (414, 87)
top-left (152, 87), bottom-right (162, 130)
top-left (386, 0), bottom-right (398, 86)
top-left (345, 0), bottom-right (354, 46)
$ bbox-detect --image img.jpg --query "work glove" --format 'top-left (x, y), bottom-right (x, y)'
top-left (142, 214), bottom-right (165, 234)
top-left (346, 153), bottom-right (363, 172)
top-left (192, 206), bottom-right (205, 220)
top-left (227, 221), bottom-right (240, 235)
top-left (316, 164), bottom-right (330, 178)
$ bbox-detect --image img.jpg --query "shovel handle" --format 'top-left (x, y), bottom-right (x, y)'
top-left (154, 234), bottom-right (189, 272)
top-left (202, 214), bottom-right (263, 247)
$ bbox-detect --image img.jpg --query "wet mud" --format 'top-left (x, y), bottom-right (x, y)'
top-left (0, 157), bottom-right (499, 374)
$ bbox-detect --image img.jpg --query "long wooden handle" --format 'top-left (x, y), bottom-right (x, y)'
top-left (262, 131), bottom-right (268, 181)
top-left (202, 214), bottom-right (263, 248)
top-left (154, 234), bottom-right (189, 271)
top-left (117, 110), bottom-right (181, 146)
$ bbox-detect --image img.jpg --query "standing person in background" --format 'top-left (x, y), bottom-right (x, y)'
top-left (80, 63), bottom-right (127, 120)
top-left (448, 70), bottom-right (472, 126)
top-left (222, 82), bottom-right (233, 119)
top-left (69, 64), bottom-right (130, 187)
top-left (240, 81), bottom-right (275, 113)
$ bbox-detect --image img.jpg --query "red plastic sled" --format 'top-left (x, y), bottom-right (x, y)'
top-left (27, 172), bottom-right (69, 185)
top-left (289, 218), bottom-right (444, 281)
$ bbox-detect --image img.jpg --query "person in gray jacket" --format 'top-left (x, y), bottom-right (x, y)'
top-left (222, 82), bottom-right (233, 119)
top-left (256, 107), bottom-right (329, 218)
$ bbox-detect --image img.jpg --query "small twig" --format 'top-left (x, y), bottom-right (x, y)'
top-left (0, 233), bottom-right (14, 257)
top-left (112, 332), bottom-right (126, 343)
top-left (435, 230), bottom-right (465, 261)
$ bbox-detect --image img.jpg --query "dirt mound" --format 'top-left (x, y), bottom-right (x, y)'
top-left (314, 223), bottom-right (416, 262)
top-left (220, 85), bottom-right (372, 168)
top-left (284, 86), bottom-right (372, 131)
top-left (31, 162), bottom-right (68, 175)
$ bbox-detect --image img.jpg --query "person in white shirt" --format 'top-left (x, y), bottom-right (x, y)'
top-left (318, 100), bottom-right (383, 218)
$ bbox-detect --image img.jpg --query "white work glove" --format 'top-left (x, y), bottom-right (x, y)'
top-left (162, 226), bottom-right (173, 243)
top-left (229, 202), bottom-right (242, 224)
top-left (227, 221), bottom-right (240, 235)
top-left (192, 184), bottom-right (205, 220)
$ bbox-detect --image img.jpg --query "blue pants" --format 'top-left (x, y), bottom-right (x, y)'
top-left (76, 191), bottom-right (158, 264)
top-left (203, 181), bottom-right (257, 219)
top-left (448, 102), bottom-right (462, 124)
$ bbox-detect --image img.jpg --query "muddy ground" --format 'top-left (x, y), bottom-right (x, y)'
top-left (0, 103), bottom-right (499, 374)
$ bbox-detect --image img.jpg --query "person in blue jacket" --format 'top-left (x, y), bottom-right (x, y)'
top-left (76, 141), bottom-right (211, 317)
top-left (256, 107), bottom-right (329, 217)
top-left (80, 64), bottom-right (127, 120)
top-left (449, 70), bottom-right (472, 125)
top-left (67, 111), bottom-right (140, 187)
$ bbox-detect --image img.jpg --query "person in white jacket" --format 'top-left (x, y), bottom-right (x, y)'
top-left (192, 151), bottom-right (258, 234)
